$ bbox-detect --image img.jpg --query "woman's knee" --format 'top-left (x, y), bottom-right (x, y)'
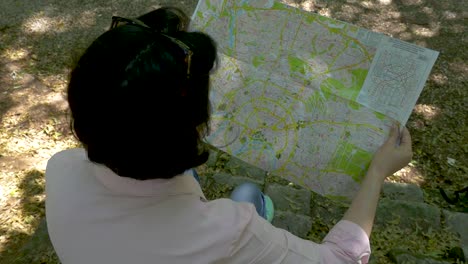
top-left (230, 182), bottom-right (263, 202)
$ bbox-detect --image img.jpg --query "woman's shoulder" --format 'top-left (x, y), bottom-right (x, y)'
top-left (46, 148), bottom-right (88, 172)
top-left (48, 148), bottom-right (86, 162)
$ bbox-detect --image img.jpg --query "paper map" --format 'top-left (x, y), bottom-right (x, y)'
top-left (191, 0), bottom-right (439, 198)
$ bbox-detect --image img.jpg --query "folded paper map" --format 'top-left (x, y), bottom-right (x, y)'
top-left (191, 0), bottom-right (439, 198)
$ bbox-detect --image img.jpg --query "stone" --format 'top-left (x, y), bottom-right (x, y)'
top-left (199, 171), bottom-right (211, 188)
top-left (201, 178), bottom-right (233, 200)
top-left (443, 210), bottom-right (468, 243)
top-left (310, 191), bottom-right (347, 224)
top-left (224, 156), bottom-right (267, 182)
top-left (265, 173), bottom-right (293, 186)
top-left (388, 249), bottom-right (452, 264)
top-left (463, 245), bottom-right (468, 264)
top-left (265, 183), bottom-right (311, 216)
top-left (212, 173), bottom-right (263, 189)
top-left (443, 210), bottom-right (468, 260)
top-left (401, 11), bottom-right (431, 25)
top-left (375, 199), bottom-right (441, 231)
top-left (383, 182), bottom-right (424, 202)
top-left (205, 148), bottom-right (220, 167)
top-left (272, 210), bottom-right (312, 238)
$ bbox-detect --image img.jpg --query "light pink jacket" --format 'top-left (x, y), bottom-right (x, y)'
top-left (46, 149), bottom-right (370, 264)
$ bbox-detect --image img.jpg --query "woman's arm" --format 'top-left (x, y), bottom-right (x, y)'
top-left (343, 124), bottom-right (413, 237)
top-left (226, 124), bottom-right (413, 264)
top-left (342, 168), bottom-right (385, 237)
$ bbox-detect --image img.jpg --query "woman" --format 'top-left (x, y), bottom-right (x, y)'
top-left (46, 7), bottom-right (413, 264)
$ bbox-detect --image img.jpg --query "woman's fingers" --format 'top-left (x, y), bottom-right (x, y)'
top-left (400, 126), bottom-right (412, 151)
top-left (387, 123), bottom-right (399, 144)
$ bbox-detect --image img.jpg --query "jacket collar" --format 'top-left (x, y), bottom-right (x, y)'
top-left (93, 164), bottom-right (206, 199)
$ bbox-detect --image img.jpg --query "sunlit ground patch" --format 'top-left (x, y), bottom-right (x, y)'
top-left (22, 12), bottom-right (70, 34)
top-left (389, 164), bottom-right (425, 185)
top-left (414, 104), bottom-right (441, 120)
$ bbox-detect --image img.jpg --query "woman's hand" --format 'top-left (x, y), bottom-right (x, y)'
top-left (342, 124), bottom-right (413, 237)
top-left (368, 123), bottom-right (413, 181)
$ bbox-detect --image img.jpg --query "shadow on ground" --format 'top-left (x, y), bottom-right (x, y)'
top-left (0, 1), bottom-right (199, 262)
top-left (0, 170), bottom-right (55, 263)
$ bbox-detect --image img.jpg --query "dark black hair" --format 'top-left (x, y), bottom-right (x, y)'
top-left (67, 7), bottom-right (217, 180)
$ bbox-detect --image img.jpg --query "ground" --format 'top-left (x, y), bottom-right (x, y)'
top-left (0, 0), bottom-right (466, 263)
